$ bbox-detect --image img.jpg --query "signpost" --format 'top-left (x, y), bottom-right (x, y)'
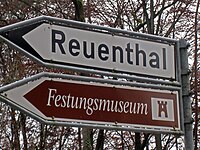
top-left (0, 73), bottom-right (181, 133)
top-left (0, 16), bottom-right (177, 79)
top-left (0, 16), bottom-right (183, 134)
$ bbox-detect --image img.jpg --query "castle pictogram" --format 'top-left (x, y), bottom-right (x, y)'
top-left (157, 101), bottom-right (168, 118)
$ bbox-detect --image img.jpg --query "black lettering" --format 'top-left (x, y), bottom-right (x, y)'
top-left (149, 52), bottom-right (159, 68)
top-left (98, 44), bottom-right (109, 61)
top-left (136, 43), bottom-right (146, 66)
top-left (113, 46), bottom-right (123, 63)
top-left (69, 39), bottom-right (80, 56)
top-left (52, 29), bottom-right (66, 54)
top-left (83, 41), bottom-right (95, 59)
top-left (125, 43), bottom-right (133, 64)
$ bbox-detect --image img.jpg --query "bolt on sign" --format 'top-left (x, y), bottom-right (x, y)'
top-left (0, 74), bottom-right (181, 133)
top-left (0, 16), bottom-right (176, 79)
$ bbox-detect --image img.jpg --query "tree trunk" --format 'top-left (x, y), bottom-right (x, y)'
top-left (39, 124), bottom-right (47, 149)
top-left (82, 128), bottom-right (93, 150)
top-left (155, 134), bottom-right (162, 150)
top-left (141, 133), bottom-right (150, 149)
top-left (72, 0), bottom-right (85, 22)
top-left (78, 128), bottom-right (82, 150)
top-left (135, 132), bottom-right (141, 150)
top-left (10, 109), bottom-right (20, 150)
top-left (20, 113), bottom-right (28, 150)
top-left (95, 130), bottom-right (104, 150)
top-left (71, 1), bottom-right (94, 149)
top-left (149, 0), bottom-right (154, 34)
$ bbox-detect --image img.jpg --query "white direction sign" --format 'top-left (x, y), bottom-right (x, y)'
top-left (0, 16), bottom-right (176, 79)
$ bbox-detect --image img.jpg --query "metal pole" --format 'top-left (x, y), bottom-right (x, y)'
top-left (179, 39), bottom-right (194, 150)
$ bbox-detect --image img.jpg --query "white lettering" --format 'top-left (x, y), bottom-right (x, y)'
top-left (46, 89), bottom-right (148, 116)
top-left (55, 94), bottom-right (61, 107)
top-left (124, 102), bottom-right (129, 113)
top-left (47, 88), bottom-right (57, 106)
top-left (86, 98), bottom-right (94, 115)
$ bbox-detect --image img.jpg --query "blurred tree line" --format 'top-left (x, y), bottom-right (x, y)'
top-left (0, 0), bottom-right (199, 149)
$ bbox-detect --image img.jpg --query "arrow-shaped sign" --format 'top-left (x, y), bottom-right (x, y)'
top-left (23, 23), bottom-right (51, 60)
top-left (0, 16), bottom-right (176, 79)
top-left (0, 72), bottom-right (181, 133)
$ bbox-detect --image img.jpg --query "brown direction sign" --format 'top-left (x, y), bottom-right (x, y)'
top-left (0, 74), bottom-right (181, 133)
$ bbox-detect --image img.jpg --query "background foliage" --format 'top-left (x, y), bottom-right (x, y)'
top-left (0, 0), bottom-right (199, 149)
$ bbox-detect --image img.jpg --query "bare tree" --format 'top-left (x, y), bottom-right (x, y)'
top-left (0, 0), bottom-right (199, 149)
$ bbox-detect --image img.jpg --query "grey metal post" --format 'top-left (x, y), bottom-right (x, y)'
top-left (179, 39), bottom-right (194, 150)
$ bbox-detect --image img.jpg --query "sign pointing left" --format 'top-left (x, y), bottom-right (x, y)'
top-left (0, 19), bottom-right (47, 62)
top-left (0, 72), bottom-right (181, 133)
top-left (22, 23), bottom-right (51, 59)
top-left (0, 16), bottom-right (176, 79)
